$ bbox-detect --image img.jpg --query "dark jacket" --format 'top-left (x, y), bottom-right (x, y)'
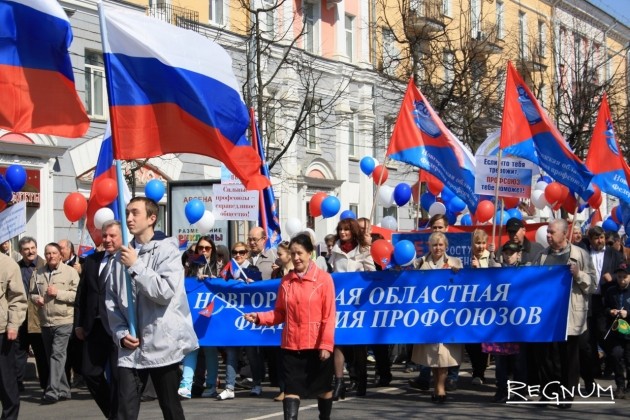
top-left (75, 251), bottom-right (111, 336)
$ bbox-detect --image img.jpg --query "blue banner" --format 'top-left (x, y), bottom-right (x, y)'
top-left (186, 266), bottom-right (572, 346)
top-left (392, 232), bottom-right (473, 266)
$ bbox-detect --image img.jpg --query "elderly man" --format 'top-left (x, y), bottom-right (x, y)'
top-left (0, 251), bottom-right (27, 419)
top-left (532, 218), bottom-right (597, 408)
top-left (505, 218), bottom-right (544, 264)
top-left (30, 243), bottom-right (80, 404)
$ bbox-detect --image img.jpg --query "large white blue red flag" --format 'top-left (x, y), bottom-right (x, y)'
top-left (98, 4), bottom-right (269, 190)
top-left (500, 61), bottom-right (593, 199)
top-left (585, 93), bottom-right (630, 203)
top-left (0, 0), bottom-right (89, 137)
top-left (250, 109), bottom-right (281, 249)
top-left (386, 78), bottom-right (478, 212)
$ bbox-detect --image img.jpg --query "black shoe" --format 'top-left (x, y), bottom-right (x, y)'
top-left (41, 396), bottom-right (57, 405)
top-left (492, 391), bottom-right (507, 403)
top-left (408, 378), bottom-right (430, 391)
top-left (332, 378), bottom-right (346, 401)
top-left (377, 373), bottom-right (392, 387)
top-left (614, 388), bottom-right (626, 399)
top-left (431, 394), bottom-right (447, 403)
top-left (558, 403), bottom-right (572, 409)
top-left (445, 379), bottom-right (457, 392)
top-left (140, 395), bottom-right (156, 402)
top-left (283, 398), bottom-right (300, 420)
top-left (356, 382), bottom-right (367, 397)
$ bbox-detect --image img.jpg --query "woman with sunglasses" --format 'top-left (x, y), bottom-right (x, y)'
top-left (178, 236), bottom-right (221, 399)
top-left (328, 218), bottom-right (375, 399)
top-left (244, 233), bottom-right (336, 420)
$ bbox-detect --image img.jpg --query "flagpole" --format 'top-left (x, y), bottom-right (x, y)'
top-left (569, 193), bottom-right (579, 242)
top-left (77, 218), bottom-right (87, 257)
top-left (415, 172), bottom-right (422, 230)
top-left (370, 157), bottom-right (390, 225)
top-left (99, 3), bottom-right (136, 337)
top-left (491, 150), bottom-right (503, 246)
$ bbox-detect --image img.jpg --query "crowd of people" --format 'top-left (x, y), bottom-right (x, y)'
top-left (1, 200), bottom-right (630, 419)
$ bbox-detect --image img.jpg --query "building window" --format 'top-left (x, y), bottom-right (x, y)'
top-left (444, 51), bottom-right (454, 83)
top-left (348, 113), bottom-right (357, 157)
top-left (382, 206), bottom-right (397, 219)
top-left (537, 21), bottom-right (546, 57)
top-left (85, 50), bottom-right (108, 120)
top-left (606, 54), bottom-right (613, 81)
top-left (345, 14), bottom-right (354, 61)
top-left (262, 0), bottom-right (275, 37)
top-left (210, 0), bottom-right (223, 25)
top-left (442, 0), bottom-right (451, 17)
top-left (306, 114), bottom-right (317, 150)
top-left (471, 0), bottom-right (481, 39)
top-left (496, 1), bottom-right (504, 39)
top-left (574, 34), bottom-right (583, 67)
top-left (265, 103), bottom-right (278, 146)
top-left (382, 28), bottom-right (396, 75)
top-left (304, 3), bottom-right (318, 54)
top-left (518, 11), bottom-right (527, 59)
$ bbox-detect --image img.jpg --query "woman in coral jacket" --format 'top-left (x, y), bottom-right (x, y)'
top-left (244, 233), bottom-right (336, 420)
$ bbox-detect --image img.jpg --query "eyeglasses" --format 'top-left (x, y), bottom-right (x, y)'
top-left (198, 246), bottom-right (213, 252)
top-left (232, 249), bottom-right (248, 256)
top-left (247, 237), bottom-right (264, 242)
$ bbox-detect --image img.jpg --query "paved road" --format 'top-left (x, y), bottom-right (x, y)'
top-left (18, 363), bottom-right (629, 419)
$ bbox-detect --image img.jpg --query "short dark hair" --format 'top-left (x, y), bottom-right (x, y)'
top-left (587, 226), bottom-right (604, 239)
top-left (129, 197), bottom-right (159, 227)
top-left (429, 214), bottom-right (448, 228)
top-left (290, 233), bottom-right (314, 253)
top-left (18, 236), bottom-right (37, 250)
top-left (45, 242), bottom-right (62, 253)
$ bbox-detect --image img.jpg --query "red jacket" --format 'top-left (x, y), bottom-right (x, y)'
top-left (257, 262), bottom-right (335, 352)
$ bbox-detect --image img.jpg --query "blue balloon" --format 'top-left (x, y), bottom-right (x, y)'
top-left (494, 210), bottom-right (509, 225)
top-left (602, 217), bottom-right (620, 232)
top-left (507, 209), bottom-right (522, 220)
top-left (321, 196), bottom-right (341, 218)
top-left (393, 183), bottom-right (412, 206)
top-left (394, 240), bottom-right (416, 266)
top-left (447, 196), bottom-right (466, 213)
top-left (145, 179), bottom-right (165, 202)
top-left (420, 192), bottom-right (436, 212)
top-left (446, 211), bottom-right (457, 225)
top-left (5, 165), bottom-right (26, 192)
top-left (615, 205), bottom-right (623, 223)
top-left (185, 199), bottom-right (205, 224)
top-left (0, 175), bottom-right (12, 203)
top-left (537, 175), bottom-right (553, 184)
top-left (460, 214), bottom-right (472, 226)
top-left (441, 186), bottom-right (455, 202)
top-left (340, 210), bottom-right (356, 220)
top-left (359, 156), bottom-right (376, 176)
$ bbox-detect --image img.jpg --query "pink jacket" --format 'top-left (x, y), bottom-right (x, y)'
top-left (257, 262), bottom-right (335, 352)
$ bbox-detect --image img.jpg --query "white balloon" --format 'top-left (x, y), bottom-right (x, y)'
top-left (534, 181), bottom-right (548, 191)
top-left (371, 157), bottom-right (379, 167)
top-left (94, 207), bottom-right (115, 230)
top-left (378, 185), bottom-right (395, 207)
top-left (196, 211), bottom-right (215, 232)
top-left (381, 216), bottom-right (398, 230)
top-left (535, 225), bottom-right (548, 246)
top-left (428, 202), bottom-right (446, 217)
top-left (285, 218), bottom-right (303, 237)
top-left (302, 227), bottom-right (317, 242)
top-left (531, 190), bottom-right (548, 210)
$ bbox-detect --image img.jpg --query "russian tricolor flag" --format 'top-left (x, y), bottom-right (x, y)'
top-left (585, 93), bottom-right (630, 203)
top-left (0, 0), bottom-right (89, 137)
top-left (386, 78), bottom-right (478, 212)
top-left (99, 4), bottom-right (269, 191)
top-left (500, 61), bottom-right (593, 199)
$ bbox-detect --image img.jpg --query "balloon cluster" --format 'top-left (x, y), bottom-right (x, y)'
top-left (370, 239), bottom-right (416, 268)
top-left (309, 192), bottom-right (341, 219)
top-left (360, 156), bottom-right (412, 210)
top-left (603, 204), bottom-right (623, 232)
top-left (0, 165), bottom-right (27, 212)
top-left (531, 176), bottom-right (601, 215)
top-left (184, 198), bottom-right (215, 232)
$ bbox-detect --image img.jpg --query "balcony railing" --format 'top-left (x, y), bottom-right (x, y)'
top-left (469, 24), bottom-right (505, 55)
top-left (407, 0), bottom-right (449, 35)
top-left (148, 3), bottom-right (199, 33)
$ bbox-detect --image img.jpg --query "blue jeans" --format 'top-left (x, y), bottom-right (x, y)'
top-left (223, 347), bottom-right (239, 390)
top-left (180, 347), bottom-right (219, 390)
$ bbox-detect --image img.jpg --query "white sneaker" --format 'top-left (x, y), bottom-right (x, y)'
top-left (249, 385), bottom-right (262, 396)
top-left (201, 387), bottom-right (217, 398)
top-left (177, 387), bottom-right (191, 399)
top-left (217, 389), bottom-right (235, 400)
top-left (471, 377), bottom-right (484, 385)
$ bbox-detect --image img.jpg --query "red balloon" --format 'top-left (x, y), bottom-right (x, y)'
top-left (95, 178), bottom-right (118, 206)
top-left (611, 205), bottom-right (620, 223)
top-left (588, 185), bottom-right (602, 208)
top-left (0, 201), bottom-right (6, 213)
top-left (475, 200), bottom-right (495, 223)
top-left (426, 176), bottom-right (443, 196)
top-left (562, 194), bottom-right (577, 214)
top-left (370, 239), bottom-right (394, 267)
top-left (372, 165), bottom-right (389, 185)
top-left (309, 192), bottom-right (327, 217)
top-left (64, 192), bottom-right (88, 222)
top-left (501, 196), bottom-right (520, 209)
top-left (544, 182), bottom-right (564, 204)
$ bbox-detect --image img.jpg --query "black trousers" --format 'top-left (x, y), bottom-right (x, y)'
top-left (534, 334), bottom-right (581, 401)
top-left (465, 343), bottom-right (487, 379)
top-left (372, 345), bottom-right (392, 381)
top-left (0, 333), bottom-right (19, 420)
top-left (15, 322), bottom-right (48, 389)
top-left (117, 363), bottom-right (184, 420)
top-left (82, 320), bottom-right (118, 419)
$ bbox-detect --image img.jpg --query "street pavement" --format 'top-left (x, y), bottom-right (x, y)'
top-left (18, 361), bottom-right (629, 419)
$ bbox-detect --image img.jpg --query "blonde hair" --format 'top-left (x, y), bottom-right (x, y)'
top-left (428, 231), bottom-right (448, 247)
top-left (472, 229), bottom-right (488, 245)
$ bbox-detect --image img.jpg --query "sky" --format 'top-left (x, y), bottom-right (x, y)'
top-left (589, 0), bottom-right (630, 27)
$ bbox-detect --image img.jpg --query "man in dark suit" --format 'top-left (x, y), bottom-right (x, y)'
top-left (74, 221), bottom-right (122, 419)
